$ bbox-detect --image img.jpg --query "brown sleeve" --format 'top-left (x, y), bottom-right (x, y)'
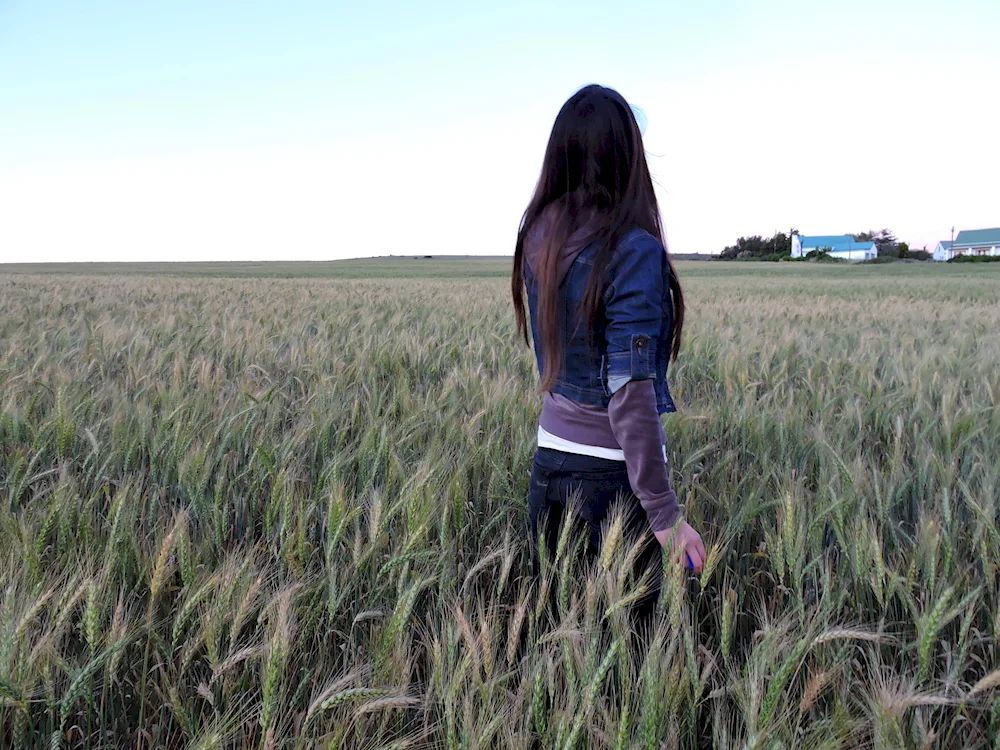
top-left (607, 379), bottom-right (681, 532)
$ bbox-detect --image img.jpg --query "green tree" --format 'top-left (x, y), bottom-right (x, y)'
top-left (854, 229), bottom-right (898, 257)
top-left (720, 231), bottom-right (793, 261)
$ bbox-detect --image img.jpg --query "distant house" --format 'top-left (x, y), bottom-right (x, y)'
top-left (934, 228), bottom-right (1000, 260)
top-left (790, 234), bottom-right (878, 261)
top-left (932, 240), bottom-right (954, 261)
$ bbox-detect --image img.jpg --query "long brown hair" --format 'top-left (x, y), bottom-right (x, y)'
top-left (511, 84), bottom-right (684, 391)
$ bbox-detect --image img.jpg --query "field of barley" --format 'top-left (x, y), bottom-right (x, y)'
top-left (1, 261), bottom-right (999, 749)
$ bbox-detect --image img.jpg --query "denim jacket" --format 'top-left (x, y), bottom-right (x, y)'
top-left (525, 228), bottom-right (678, 415)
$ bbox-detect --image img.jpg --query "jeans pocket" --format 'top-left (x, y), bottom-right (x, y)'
top-left (533, 447), bottom-right (569, 474)
top-left (527, 462), bottom-right (551, 523)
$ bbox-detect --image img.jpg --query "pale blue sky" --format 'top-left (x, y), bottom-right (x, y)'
top-left (1, 0), bottom-right (997, 261)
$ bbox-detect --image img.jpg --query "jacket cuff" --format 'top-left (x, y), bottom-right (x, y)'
top-left (605, 334), bottom-right (657, 394)
top-left (646, 492), bottom-right (682, 533)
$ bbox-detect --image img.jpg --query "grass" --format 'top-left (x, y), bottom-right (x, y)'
top-left (0, 256), bottom-right (514, 279)
top-left (0, 261), bottom-right (998, 748)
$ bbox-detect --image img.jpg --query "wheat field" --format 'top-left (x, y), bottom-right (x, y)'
top-left (1, 262), bottom-right (998, 749)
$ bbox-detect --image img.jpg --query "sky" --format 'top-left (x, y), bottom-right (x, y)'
top-left (1, 0), bottom-right (998, 262)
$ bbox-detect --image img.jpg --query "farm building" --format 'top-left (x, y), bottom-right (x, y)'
top-left (932, 228), bottom-right (1000, 261)
top-left (790, 234), bottom-right (878, 261)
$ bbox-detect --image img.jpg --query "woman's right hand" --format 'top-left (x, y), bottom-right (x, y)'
top-left (654, 520), bottom-right (706, 574)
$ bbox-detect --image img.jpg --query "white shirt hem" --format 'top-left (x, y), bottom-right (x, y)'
top-left (537, 426), bottom-right (669, 462)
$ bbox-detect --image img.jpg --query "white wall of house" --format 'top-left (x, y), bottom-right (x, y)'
top-left (933, 242), bottom-right (954, 261)
top-left (796, 242), bottom-right (877, 261)
top-left (970, 245), bottom-right (999, 256)
top-left (828, 247), bottom-right (877, 261)
top-left (957, 245), bottom-right (999, 257)
top-left (933, 243), bottom-right (999, 260)
top-left (791, 235), bottom-right (803, 258)
top-left (791, 235), bottom-right (877, 260)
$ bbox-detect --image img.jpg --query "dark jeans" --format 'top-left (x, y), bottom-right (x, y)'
top-left (527, 447), bottom-right (662, 618)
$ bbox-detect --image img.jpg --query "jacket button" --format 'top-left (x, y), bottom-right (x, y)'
top-left (636, 339), bottom-right (645, 348)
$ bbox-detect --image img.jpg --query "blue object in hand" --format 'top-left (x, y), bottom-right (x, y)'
top-left (686, 554), bottom-right (694, 570)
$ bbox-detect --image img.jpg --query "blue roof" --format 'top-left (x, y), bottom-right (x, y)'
top-left (799, 234), bottom-right (874, 251)
top-left (954, 228), bottom-right (1000, 247)
top-left (937, 240), bottom-right (953, 250)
